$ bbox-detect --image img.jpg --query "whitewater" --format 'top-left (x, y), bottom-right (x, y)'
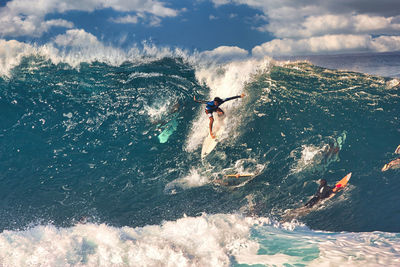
top-left (0, 39), bottom-right (400, 266)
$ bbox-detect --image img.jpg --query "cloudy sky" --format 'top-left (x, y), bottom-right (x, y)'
top-left (1, 0), bottom-right (400, 56)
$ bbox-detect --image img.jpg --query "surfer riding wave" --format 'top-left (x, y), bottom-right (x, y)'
top-left (304, 179), bottom-right (341, 208)
top-left (194, 93), bottom-right (245, 139)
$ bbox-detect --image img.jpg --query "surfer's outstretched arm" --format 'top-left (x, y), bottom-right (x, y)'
top-left (223, 93), bottom-right (245, 102)
top-left (193, 96), bottom-right (207, 104)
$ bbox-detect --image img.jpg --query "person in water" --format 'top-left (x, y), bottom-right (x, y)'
top-left (304, 179), bottom-right (339, 208)
top-left (382, 157), bottom-right (400, 171)
top-left (194, 93), bottom-right (245, 139)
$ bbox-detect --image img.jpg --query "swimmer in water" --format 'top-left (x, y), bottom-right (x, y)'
top-left (382, 157), bottom-right (400, 171)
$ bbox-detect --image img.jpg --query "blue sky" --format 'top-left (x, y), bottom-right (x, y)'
top-left (1, 0), bottom-right (400, 57)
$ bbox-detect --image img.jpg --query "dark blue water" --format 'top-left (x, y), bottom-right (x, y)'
top-left (0, 53), bottom-right (399, 265)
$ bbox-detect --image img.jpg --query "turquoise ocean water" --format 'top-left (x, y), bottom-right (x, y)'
top-left (0, 48), bottom-right (399, 266)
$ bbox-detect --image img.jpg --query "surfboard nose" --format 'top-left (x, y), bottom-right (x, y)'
top-left (382, 164), bottom-right (389, 172)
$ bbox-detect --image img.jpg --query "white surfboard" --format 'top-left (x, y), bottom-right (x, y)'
top-left (201, 116), bottom-right (225, 159)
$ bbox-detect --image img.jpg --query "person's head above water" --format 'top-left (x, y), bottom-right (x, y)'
top-left (320, 179), bottom-right (327, 186)
top-left (213, 97), bottom-right (223, 104)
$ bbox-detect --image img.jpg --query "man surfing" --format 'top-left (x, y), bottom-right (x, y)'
top-left (194, 93), bottom-right (245, 139)
top-left (304, 179), bottom-right (341, 208)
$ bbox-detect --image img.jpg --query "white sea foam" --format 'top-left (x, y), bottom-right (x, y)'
top-left (0, 213), bottom-right (399, 267)
top-left (164, 168), bottom-right (210, 194)
top-left (144, 99), bottom-right (171, 121)
top-left (386, 78), bottom-right (399, 89)
top-left (291, 144), bottom-right (326, 174)
top-left (0, 39), bottom-right (35, 77)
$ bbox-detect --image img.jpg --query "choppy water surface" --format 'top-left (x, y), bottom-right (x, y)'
top-left (0, 51), bottom-right (399, 266)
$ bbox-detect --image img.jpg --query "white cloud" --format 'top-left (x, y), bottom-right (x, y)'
top-left (0, 13), bottom-right (74, 37)
top-left (53, 29), bottom-right (101, 48)
top-left (110, 15), bottom-right (141, 24)
top-left (211, 0), bottom-right (231, 6)
top-left (252, 34), bottom-right (400, 56)
top-left (148, 16), bottom-right (162, 27)
top-left (4, 0), bottom-right (178, 17)
top-left (370, 35), bottom-right (400, 51)
top-left (211, 0), bottom-right (400, 38)
top-left (0, 0), bottom-right (179, 37)
top-left (110, 12), bottom-right (164, 27)
top-left (267, 14), bottom-right (400, 39)
top-left (201, 46), bottom-right (249, 62)
top-left (209, 15), bottom-right (218, 20)
top-left (211, 0), bottom-right (400, 55)
top-left (102, 0), bottom-right (178, 17)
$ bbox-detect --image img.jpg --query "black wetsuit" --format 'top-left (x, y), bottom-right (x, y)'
top-left (305, 184), bottom-right (334, 208)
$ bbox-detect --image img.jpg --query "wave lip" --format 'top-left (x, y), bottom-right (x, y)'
top-left (0, 37), bottom-right (194, 77)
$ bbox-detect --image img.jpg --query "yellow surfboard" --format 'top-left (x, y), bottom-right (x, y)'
top-left (331, 172), bottom-right (352, 195)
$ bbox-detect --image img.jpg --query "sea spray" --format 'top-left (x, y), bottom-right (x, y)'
top-left (0, 214), bottom-right (399, 266)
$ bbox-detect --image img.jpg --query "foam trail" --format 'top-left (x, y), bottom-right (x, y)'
top-left (291, 144), bottom-right (323, 174)
top-left (164, 168), bottom-right (210, 194)
top-left (144, 98), bottom-right (172, 121)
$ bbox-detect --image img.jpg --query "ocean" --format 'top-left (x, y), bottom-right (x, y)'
top-left (0, 46), bottom-right (399, 266)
